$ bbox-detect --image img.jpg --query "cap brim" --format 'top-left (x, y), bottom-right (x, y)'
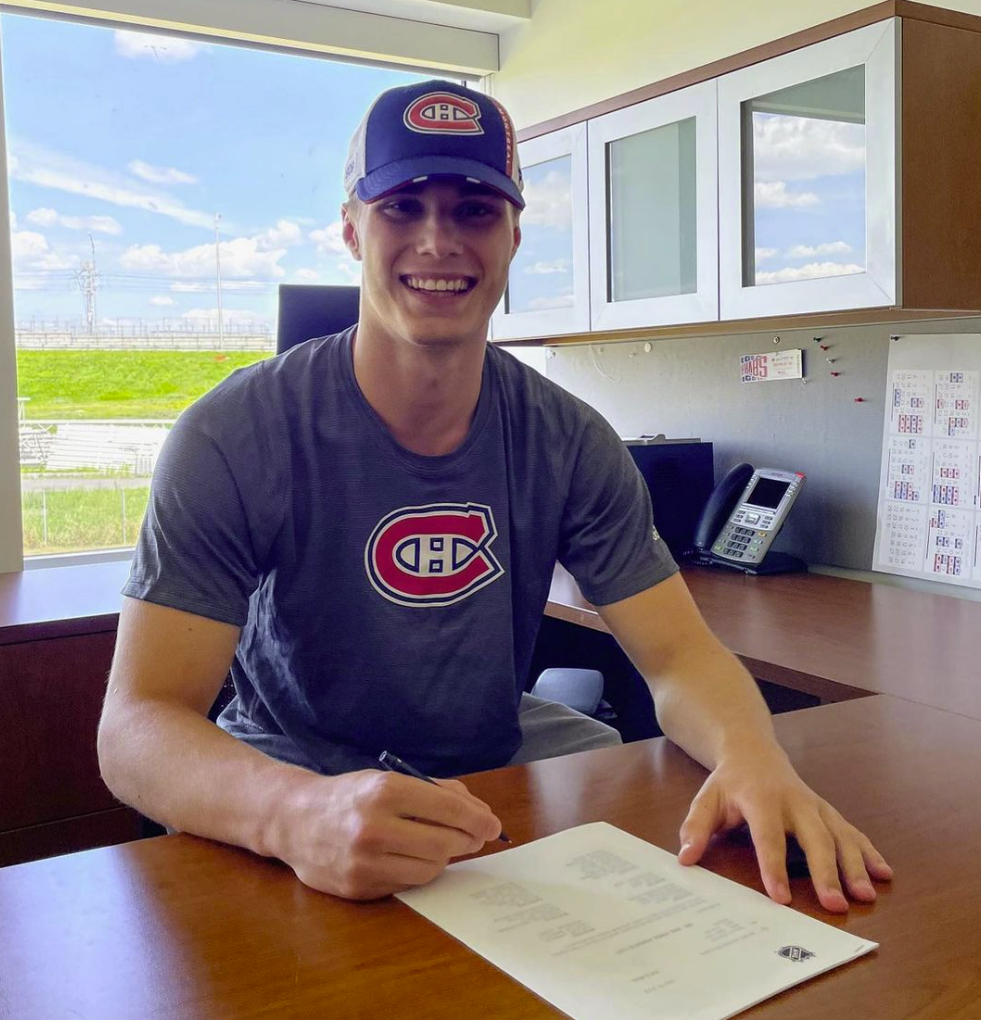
top-left (356, 156), bottom-right (525, 209)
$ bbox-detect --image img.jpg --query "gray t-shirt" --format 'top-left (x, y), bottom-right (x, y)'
top-left (124, 328), bottom-right (677, 776)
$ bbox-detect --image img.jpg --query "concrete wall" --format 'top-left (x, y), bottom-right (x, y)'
top-left (544, 318), bottom-right (981, 601)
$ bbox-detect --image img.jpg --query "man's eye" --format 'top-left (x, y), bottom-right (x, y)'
top-left (459, 202), bottom-right (497, 220)
top-left (382, 200), bottom-right (418, 218)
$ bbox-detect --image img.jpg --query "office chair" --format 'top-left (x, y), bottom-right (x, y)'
top-left (276, 284), bottom-right (360, 354)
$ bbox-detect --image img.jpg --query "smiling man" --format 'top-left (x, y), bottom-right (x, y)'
top-left (99, 80), bottom-right (891, 909)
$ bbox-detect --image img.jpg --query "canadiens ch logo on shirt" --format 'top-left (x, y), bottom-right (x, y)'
top-left (365, 502), bottom-right (504, 607)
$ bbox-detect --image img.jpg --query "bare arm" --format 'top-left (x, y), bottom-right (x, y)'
top-left (98, 597), bottom-right (501, 899)
top-left (597, 573), bottom-right (892, 912)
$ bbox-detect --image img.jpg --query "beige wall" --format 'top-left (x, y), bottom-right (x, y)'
top-left (489, 0), bottom-right (981, 128)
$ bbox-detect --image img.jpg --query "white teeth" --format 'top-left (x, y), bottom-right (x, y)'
top-left (404, 276), bottom-right (471, 293)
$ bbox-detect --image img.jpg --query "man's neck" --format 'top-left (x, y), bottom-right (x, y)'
top-left (351, 321), bottom-right (487, 457)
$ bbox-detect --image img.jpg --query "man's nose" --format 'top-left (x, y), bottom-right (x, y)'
top-left (415, 211), bottom-right (462, 258)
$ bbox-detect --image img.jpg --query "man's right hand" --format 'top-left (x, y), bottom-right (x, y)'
top-left (272, 769), bottom-right (503, 900)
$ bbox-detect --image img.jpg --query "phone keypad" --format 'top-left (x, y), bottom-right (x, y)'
top-left (713, 524), bottom-right (767, 560)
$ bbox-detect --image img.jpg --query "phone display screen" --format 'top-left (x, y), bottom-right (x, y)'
top-left (745, 476), bottom-right (791, 509)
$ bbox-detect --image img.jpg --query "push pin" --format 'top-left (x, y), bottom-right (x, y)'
top-left (812, 336), bottom-right (824, 343)
top-left (831, 371), bottom-right (842, 377)
top-left (820, 344), bottom-right (831, 351)
top-left (854, 397), bottom-right (866, 403)
top-left (826, 357), bottom-right (836, 364)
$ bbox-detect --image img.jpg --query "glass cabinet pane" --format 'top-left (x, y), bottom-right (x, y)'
top-left (506, 155), bottom-right (575, 314)
top-left (607, 118), bottom-right (697, 302)
top-left (743, 65), bottom-right (866, 288)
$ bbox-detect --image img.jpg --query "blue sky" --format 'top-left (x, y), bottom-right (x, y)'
top-left (2, 13), bottom-right (430, 329)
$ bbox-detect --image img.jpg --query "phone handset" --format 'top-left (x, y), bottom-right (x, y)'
top-left (693, 464), bottom-right (807, 575)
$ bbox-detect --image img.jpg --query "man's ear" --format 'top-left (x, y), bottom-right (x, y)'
top-left (510, 221), bottom-right (521, 262)
top-left (341, 203), bottom-right (362, 262)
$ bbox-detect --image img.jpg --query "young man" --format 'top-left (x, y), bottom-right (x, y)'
top-left (99, 80), bottom-right (892, 908)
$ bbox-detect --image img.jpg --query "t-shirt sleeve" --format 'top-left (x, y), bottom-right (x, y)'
top-left (122, 404), bottom-right (282, 627)
top-left (557, 410), bottom-right (679, 606)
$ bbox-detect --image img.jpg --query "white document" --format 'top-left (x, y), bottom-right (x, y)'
top-left (397, 823), bottom-right (876, 1020)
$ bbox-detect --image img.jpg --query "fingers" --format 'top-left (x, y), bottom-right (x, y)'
top-left (399, 775), bottom-right (502, 843)
top-left (743, 810), bottom-right (792, 906)
top-left (294, 770), bottom-right (505, 900)
top-left (677, 781), bottom-right (723, 866)
top-left (790, 806), bottom-right (891, 913)
top-left (794, 819), bottom-right (849, 913)
top-left (679, 766), bottom-right (893, 915)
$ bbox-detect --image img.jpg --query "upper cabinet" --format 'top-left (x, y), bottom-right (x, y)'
top-left (491, 124), bottom-right (590, 340)
top-left (718, 20), bottom-right (898, 318)
top-left (495, 6), bottom-right (981, 343)
top-left (588, 81), bottom-right (718, 330)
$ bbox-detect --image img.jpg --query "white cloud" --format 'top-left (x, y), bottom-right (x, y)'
top-left (11, 231), bottom-right (49, 261)
top-left (755, 261), bottom-right (864, 284)
top-left (11, 230), bottom-right (75, 270)
top-left (293, 268), bottom-right (322, 283)
top-left (26, 206), bottom-right (122, 235)
top-left (170, 280), bottom-right (268, 293)
top-left (309, 221), bottom-right (347, 257)
top-left (785, 241), bottom-right (853, 258)
top-left (754, 181), bottom-right (819, 209)
top-left (182, 307), bottom-right (269, 327)
top-left (336, 261), bottom-right (362, 284)
top-left (521, 169), bottom-right (572, 230)
top-left (523, 259), bottom-right (570, 275)
top-left (149, 295), bottom-right (175, 306)
top-left (753, 114), bottom-right (866, 182)
top-left (526, 293), bottom-right (574, 311)
top-left (121, 236), bottom-right (288, 279)
top-left (114, 30), bottom-right (205, 63)
top-left (257, 220), bottom-right (304, 251)
top-left (128, 160), bottom-right (197, 186)
top-left (9, 140), bottom-right (216, 230)
top-left (755, 247), bottom-right (778, 261)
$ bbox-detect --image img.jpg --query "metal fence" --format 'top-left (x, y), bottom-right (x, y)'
top-left (16, 330), bottom-right (275, 352)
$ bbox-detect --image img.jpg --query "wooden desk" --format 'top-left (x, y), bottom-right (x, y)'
top-left (0, 696), bottom-right (978, 1020)
top-left (548, 564), bottom-right (981, 719)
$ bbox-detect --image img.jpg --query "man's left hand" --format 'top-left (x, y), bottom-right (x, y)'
top-left (676, 746), bottom-right (893, 913)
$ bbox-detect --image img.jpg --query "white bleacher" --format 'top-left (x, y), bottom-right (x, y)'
top-left (42, 422), bottom-right (172, 473)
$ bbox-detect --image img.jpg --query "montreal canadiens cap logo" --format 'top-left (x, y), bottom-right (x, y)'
top-left (404, 92), bottom-right (484, 135)
top-left (365, 502), bottom-right (503, 607)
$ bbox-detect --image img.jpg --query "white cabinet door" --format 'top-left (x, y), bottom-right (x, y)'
top-left (588, 80), bottom-right (719, 331)
top-left (718, 19), bottom-right (899, 319)
top-left (491, 124), bottom-right (590, 340)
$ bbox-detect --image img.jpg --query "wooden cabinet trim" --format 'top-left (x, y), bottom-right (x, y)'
top-left (517, 3), bottom-right (981, 142)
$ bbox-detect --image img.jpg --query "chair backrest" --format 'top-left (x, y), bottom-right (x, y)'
top-left (276, 284), bottom-right (360, 354)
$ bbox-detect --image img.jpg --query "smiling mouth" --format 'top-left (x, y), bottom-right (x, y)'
top-left (400, 275), bottom-right (476, 295)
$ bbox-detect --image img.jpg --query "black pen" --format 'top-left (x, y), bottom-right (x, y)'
top-left (378, 750), bottom-right (511, 843)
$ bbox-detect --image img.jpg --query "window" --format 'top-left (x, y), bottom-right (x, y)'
top-left (742, 66), bottom-right (866, 288)
top-left (2, 12), bottom-right (431, 561)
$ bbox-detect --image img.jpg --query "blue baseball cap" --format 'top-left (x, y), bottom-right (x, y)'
top-left (344, 80), bottom-right (524, 209)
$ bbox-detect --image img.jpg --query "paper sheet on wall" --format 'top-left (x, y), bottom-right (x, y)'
top-left (873, 335), bottom-right (981, 587)
top-left (397, 823), bottom-right (876, 1020)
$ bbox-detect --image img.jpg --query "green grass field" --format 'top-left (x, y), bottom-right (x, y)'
top-left (16, 349), bottom-right (271, 419)
top-left (22, 487), bottom-right (151, 555)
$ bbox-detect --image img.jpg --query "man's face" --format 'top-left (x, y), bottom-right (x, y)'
top-left (342, 179), bottom-right (521, 350)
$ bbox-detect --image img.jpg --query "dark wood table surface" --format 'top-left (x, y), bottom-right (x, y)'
top-left (1, 695), bottom-right (979, 1020)
top-left (547, 563), bottom-right (981, 719)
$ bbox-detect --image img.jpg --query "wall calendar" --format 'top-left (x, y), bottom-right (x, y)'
top-left (873, 335), bottom-right (981, 587)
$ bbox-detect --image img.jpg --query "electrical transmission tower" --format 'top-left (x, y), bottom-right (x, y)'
top-left (74, 233), bottom-right (100, 334)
